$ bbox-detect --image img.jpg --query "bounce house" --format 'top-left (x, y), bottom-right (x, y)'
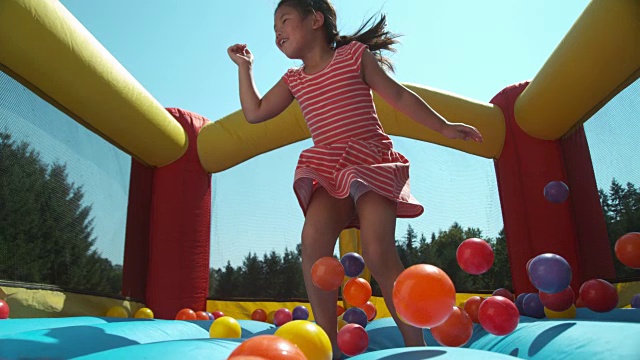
top-left (0, 0), bottom-right (639, 358)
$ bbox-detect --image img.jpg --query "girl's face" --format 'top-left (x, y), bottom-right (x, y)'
top-left (274, 5), bottom-right (313, 59)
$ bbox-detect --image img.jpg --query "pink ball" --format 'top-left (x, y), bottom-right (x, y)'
top-left (579, 279), bottom-right (618, 313)
top-left (457, 238), bottom-right (494, 275)
top-left (212, 311), bottom-right (225, 319)
top-left (337, 324), bottom-right (369, 356)
top-left (273, 308), bottom-right (293, 326)
top-left (478, 296), bottom-right (519, 336)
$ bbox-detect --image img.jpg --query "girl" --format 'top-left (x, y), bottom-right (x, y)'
top-left (228, 0), bottom-right (482, 357)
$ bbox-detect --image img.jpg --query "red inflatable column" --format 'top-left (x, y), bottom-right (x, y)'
top-left (492, 82), bottom-right (581, 294)
top-left (145, 108), bottom-right (211, 318)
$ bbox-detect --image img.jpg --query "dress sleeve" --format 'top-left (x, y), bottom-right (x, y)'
top-left (349, 41), bottom-right (369, 73)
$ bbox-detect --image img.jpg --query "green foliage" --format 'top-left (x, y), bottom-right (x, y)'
top-left (0, 133), bottom-right (121, 295)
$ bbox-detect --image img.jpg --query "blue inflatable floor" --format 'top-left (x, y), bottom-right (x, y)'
top-left (1, 309), bottom-right (639, 359)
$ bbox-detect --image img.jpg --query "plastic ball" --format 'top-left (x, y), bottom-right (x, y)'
top-left (527, 253), bottom-right (572, 294)
top-left (544, 180), bottom-right (569, 203)
top-left (614, 232), bottom-right (640, 269)
top-left (212, 310), bottom-right (225, 319)
top-left (292, 305), bottom-right (310, 321)
top-left (463, 296), bottom-right (484, 323)
top-left (252, 309), bottom-right (268, 322)
top-left (0, 299), bottom-right (9, 319)
top-left (311, 257), bottom-right (345, 291)
top-left (209, 316), bottom-right (241, 338)
top-left (492, 288), bottom-right (514, 302)
top-left (206, 312), bottom-right (215, 320)
top-left (478, 296), bottom-right (520, 336)
top-left (337, 323), bottom-right (369, 356)
top-left (342, 307), bottom-right (368, 328)
top-left (631, 294), bottom-right (640, 308)
top-left (539, 286), bottom-right (575, 312)
top-left (337, 318), bottom-right (348, 331)
top-left (274, 308), bottom-right (293, 326)
top-left (267, 310), bottom-right (276, 324)
top-left (343, 278), bottom-right (372, 307)
top-left (133, 307), bottom-right (154, 319)
top-left (358, 301), bottom-right (376, 321)
top-left (544, 304), bottom-right (576, 319)
top-left (515, 293), bottom-right (528, 315)
top-left (431, 306), bottom-right (473, 347)
top-left (105, 306), bottom-right (128, 318)
top-left (274, 320), bottom-right (332, 360)
top-left (456, 238), bottom-right (494, 275)
top-left (194, 311), bottom-right (209, 320)
top-left (175, 308), bottom-right (196, 320)
top-left (228, 335), bottom-right (306, 360)
top-left (336, 304), bottom-right (345, 317)
top-left (341, 252), bottom-right (366, 278)
top-left (522, 293), bottom-right (545, 318)
top-left (579, 279), bottom-right (618, 312)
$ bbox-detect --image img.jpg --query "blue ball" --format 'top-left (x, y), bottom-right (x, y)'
top-left (631, 294), bottom-right (640, 309)
top-left (341, 252), bottom-right (365, 278)
top-left (544, 181), bottom-right (570, 203)
top-left (292, 305), bottom-right (309, 320)
top-left (515, 293), bottom-right (528, 315)
top-left (523, 293), bottom-right (545, 319)
top-left (528, 253), bottom-right (572, 294)
top-left (343, 307), bottom-right (368, 328)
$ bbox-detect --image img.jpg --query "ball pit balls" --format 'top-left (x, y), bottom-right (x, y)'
top-left (252, 308), bottom-right (267, 322)
top-left (631, 294), bottom-right (640, 309)
top-left (0, 299), bottom-right (9, 319)
top-left (341, 252), bottom-right (366, 278)
top-left (463, 296), bottom-right (484, 323)
top-left (456, 238), bottom-right (494, 275)
top-left (274, 320), bottom-right (333, 360)
top-left (175, 308), bottom-right (196, 320)
top-left (614, 232), bottom-right (640, 269)
top-left (292, 305), bottom-right (310, 321)
top-left (522, 293), bottom-right (545, 318)
top-left (579, 279), bottom-right (618, 313)
top-left (311, 257), bottom-right (345, 291)
top-left (337, 323), bottom-right (369, 356)
top-left (492, 288), bottom-right (514, 302)
top-left (478, 296), bottom-right (519, 336)
top-left (227, 335), bottom-right (306, 360)
top-left (539, 286), bottom-right (575, 312)
top-left (527, 253), bottom-right (572, 294)
top-left (105, 306), bottom-right (128, 318)
top-left (343, 278), bottom-right (372, 307)
top-left (212, 310), bottom-right (225, 319)
top-left (342, 307), bottom-right (368, 328)
top-left (274, 308), bottom-right (293, 326)
top-left (430, 306), bottom-right (473, 347)
top-left (544, 181), bottom-right (569, 203)
top-left (133, 307), bottom-right (154, 319)
top-left (209, 316), bottom-right (242, 338)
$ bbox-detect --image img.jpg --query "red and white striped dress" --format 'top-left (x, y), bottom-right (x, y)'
top-left (282, 41), bottom-right (424, 228)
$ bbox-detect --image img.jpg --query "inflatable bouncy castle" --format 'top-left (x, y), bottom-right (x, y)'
top-left (0, 0), bottom-right (639, 358)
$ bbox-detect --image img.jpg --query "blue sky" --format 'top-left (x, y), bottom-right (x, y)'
top-left (8, 0), bottom-right (635, 268)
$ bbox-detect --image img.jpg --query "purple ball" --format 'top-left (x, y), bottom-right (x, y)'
top-left (523, 293), bottom-right (545, 319)
top-left (631, 294), bottom-right (640, 309)
top-left (544, 181), bottom-right (569, 203)
top-left (206, 312), bottom-right (214, 320)
top-left (515, 293), bottom-right (528, 315)
top-left (343, 307), bottom-right (368, 328)
top-left (528, 253), bottom-right (572, 294)
top-left (341, 252), bottom-right (365, 278)
top-left (292, 305), bottom-right (309, 320)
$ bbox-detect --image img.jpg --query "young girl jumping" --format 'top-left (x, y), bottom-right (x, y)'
top-left (228, 0), bottom-right (482, 357)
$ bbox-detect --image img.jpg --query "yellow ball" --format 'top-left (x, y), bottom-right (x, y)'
top-left (337, 318), bottom-right (348, 331)
top-left (133, 307), bottom-right (154, 319)
top-left (267, 310), bottom-right (276, 324)
top-left (275, 320), bottom-right (332, 360)
top-left (209, 316), bottom-right (242, 338)
top-left (544, 305), bottom-right (577, 319)
top-left (105, 306), bottom-right (128, 318)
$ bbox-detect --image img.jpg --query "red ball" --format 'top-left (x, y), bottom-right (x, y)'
top-left (579, 279), bottom-right (618, 313)
top-left (212, 311), bottom-right (225, 319)
top-left (251, 309), bottom-right (267, 322)
top-left (343, 278), bottom-right (372, 307)
top-left (228, 335), bottom-right (306, 360)
top-left (431, 307), bottom-right (473, 347)
top-left (195, 311), bottom-right (210, 320)
top-left (392, 264), bottom-right (456, 328)
top-left (311, 257), bottom-right (345, 291)
top-left (336, 304), bottom-right (346, 317)
top-left (175, 308), bottom-right (197, 320)
top-left (337, 324), bottom-right (369, 356)
top-left (478, 296), bottom-right (519, 336)
top-left (540, 286), bottom-right (575, 312)
top-left (358, 301), bottom-right (377, 321)
top-left (273, 308), bottom-right (293, 326)
top-left (456, 238), bottom-right (494, 275)
top-left (0, 300), bottom-right (9, 319)
top-left (615, 232), bottom-right (640, 269)
top-left (463, 296), bottom-right (484, 323)
top-left (492, 288), bottom-right (514, 302)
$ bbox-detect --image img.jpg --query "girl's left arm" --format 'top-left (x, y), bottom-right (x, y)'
top-left (361, 50), bottom-right (482, 142)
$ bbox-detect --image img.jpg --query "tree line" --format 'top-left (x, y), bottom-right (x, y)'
top-left (0, 131), bottom-right (638, 300)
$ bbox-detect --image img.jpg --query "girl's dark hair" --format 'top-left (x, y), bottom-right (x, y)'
top-left (276, 0), bottom-right (401, 72)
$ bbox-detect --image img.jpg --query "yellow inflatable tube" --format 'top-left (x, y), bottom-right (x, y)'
top-left (198, 83), bottom-right (505, 173)
top-left (0, 0), bottom-right (187, 167)
top-left (515, 0), bottom-right (640, 140)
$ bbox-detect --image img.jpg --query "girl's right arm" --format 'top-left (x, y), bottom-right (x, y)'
top-left (227, 44), bottom-right (294, 124)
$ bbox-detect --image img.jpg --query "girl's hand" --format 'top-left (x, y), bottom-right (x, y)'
top-left (227, 44), bottom-right (254, 67)
top-left (441, 123), bottom-right (483, 142)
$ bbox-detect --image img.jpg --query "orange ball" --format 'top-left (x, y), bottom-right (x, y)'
top-left (358, 301), bottom-right (377, 321)
top-left (228, 335), bottom-right (307, 360)
top-left (615, 232), bottom-right (640, 269)
top-left (252, 309), bottom-right (268, 322)
top-left (311, 257), bottom-right (345, 291)
top-left (392, 264), bottom-right (456, 328)
top-left (343, 278), bottom-right (372, 307)
top-left (463, 296), bottom-right (485, 323)
top-left (195, 311), bottom-right (210, 320)
top-left (431, 307), bottom-right (473, 347)
top-left (175, 308), bottom-right (197, 320)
